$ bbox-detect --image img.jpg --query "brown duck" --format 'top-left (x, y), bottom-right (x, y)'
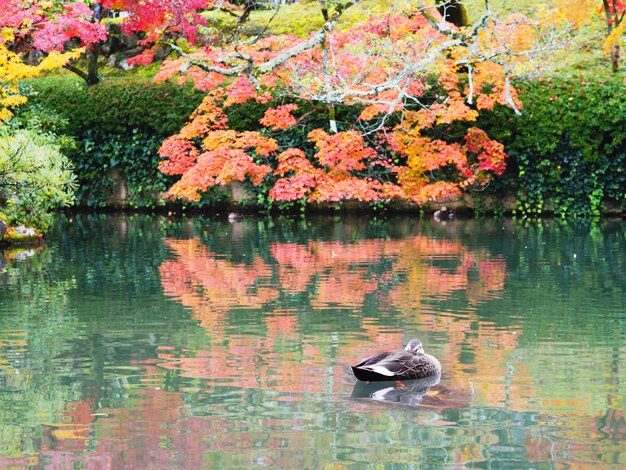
top-left (351, 339), bottom-right (441, 382)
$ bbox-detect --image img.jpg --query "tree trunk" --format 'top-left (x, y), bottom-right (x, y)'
top-left (63, 43), bottom-right (101, 86)
top-left (87, 43), bottom-right (100, 85)
top-left (611, 43), bottom-right (620, 72)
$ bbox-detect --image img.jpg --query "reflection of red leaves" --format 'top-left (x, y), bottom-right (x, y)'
top-left (151, 232), bottom-right (514, 433)
top-left (311, 270), bottom-right (379, 309)
top-left (161, 235), bottom-right (507, 319)
top-left (157, 234), bottom-right (508, 401)
top-left (159, 238), bottom-right (278, 327)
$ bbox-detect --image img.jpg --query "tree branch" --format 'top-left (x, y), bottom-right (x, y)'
top-left (63, 63), bottom-right (89, 82)
top-left (172, 0), bottom-right (362, 77)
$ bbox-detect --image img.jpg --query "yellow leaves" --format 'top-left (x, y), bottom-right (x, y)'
top-left (38, 49), bottom-right (84, 71)
top-left (1, 27), bottom-right (15, 43)
top-left (0, 44), bottom-right (83, 123)
top-left (539, 0), bottom-right (595, 29)
top-left (604, 21), bottom-right (626, 56)
top-left (0, 108), bottom-right (14, 123)
top-left (0, 95), bottom-right (27, 108)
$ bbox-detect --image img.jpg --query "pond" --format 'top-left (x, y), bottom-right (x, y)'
top-left (1, 214), bottom-right (625, 468)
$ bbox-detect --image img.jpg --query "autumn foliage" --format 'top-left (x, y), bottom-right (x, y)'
top-left (0, 1), bottom-right (106, 121)
top-left (154, 1), bottom-right (538, 207)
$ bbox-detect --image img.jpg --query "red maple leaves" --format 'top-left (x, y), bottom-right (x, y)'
top-left (1, 1), bottom-right (107, 52)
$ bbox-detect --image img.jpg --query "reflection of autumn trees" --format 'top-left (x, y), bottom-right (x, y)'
top-left (153, 230), bottom-right (626, 467)
top-left (157, 235), bottom-right (507, 395)
top-left (160, 235), bottom-right (507, 315)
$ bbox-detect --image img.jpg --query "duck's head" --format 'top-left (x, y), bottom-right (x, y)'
top-left (405, 339), bottom-right (424, 354)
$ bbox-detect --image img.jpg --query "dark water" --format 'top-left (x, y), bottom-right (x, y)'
top-left (1, 214), bottom-right (625, 468)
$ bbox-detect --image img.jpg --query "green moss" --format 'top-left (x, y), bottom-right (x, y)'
top-left (248, 0), bottom-right (391, 37)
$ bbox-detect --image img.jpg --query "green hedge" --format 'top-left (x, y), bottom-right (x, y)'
top-left (479, 76), bottom-right (626, 217)
top-left (20, 76), bottom-right (205, 135)
top-left (73, 128), bottom-right (173, 208)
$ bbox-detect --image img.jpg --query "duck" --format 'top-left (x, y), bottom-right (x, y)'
top-left (433, 206), bottom-right (454, 222)
top-left (351, 339), bottom-right (441, 382)
top-left (228, 212), bottom-right (243, 223)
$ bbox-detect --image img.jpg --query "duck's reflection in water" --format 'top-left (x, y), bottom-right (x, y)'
top-left (351, 373), bottom-right (441, 406)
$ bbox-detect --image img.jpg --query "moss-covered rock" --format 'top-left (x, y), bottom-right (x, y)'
top-left (2, 226), bottom-right (43, 246)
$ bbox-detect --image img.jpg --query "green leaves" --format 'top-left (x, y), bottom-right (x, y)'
top-left (72, 128), bottom-right (173, 209)
top-left (0, 128), bottom-right (76, 230)
top-left (20, 77), bottom-right (205, 136)
top-left (479, 76), bottom-right (626, 217)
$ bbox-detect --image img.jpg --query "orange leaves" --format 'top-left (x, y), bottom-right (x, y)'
top-left (469, 62), bottom-right (523, 112)
top-left (178, 92), bottom-right (228, 140)
top-left (270, 148), bottom-right (320, 202)
top-left (259, 104), bottom-right (298, 130)
top-left (159, 90), bottom-right (278, 201)
top-left (391, 123), bottom-right (508, 204)
top-left (224, 76), bottom-right (271, 108)
top-left (160, 86), bottom-right (509, 206)
top-left (414, 182), bottom-right (463, 205)
top-left (274, 148), bottom-right (319, 176)
top-left (267, 130), bottom-right (401, 203)
top-left (309, 177), bottom-right (403, 203)
top-left (164, 138), bottom-right (274, 200)
top-left (269, 175), bottom-right (317, 201)
top-left (269, 144), bottom-right (404, 204)
top-left (154, 3), bottom-right (527, 207)
top-left (308, 129), bottom-right (376, 174)
top-left (200, 130), bottom-right (277, 156)
top-left (158, 136), bottom-right (199, 175)
top-left (166, 147), bottom-right (272, 201)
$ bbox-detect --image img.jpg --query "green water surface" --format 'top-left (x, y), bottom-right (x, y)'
top-left (0, 214), bottom-right (625, 468)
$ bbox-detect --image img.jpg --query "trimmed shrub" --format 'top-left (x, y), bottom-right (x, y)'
top-left (20, 76), bottom-right (205, 135)
top-left (479, 76), bottom-right (626, 217)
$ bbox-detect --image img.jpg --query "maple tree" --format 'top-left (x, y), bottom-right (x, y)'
top-left (87, 0), bottom-right (253, 83)
top-left (600, 0), bottom-right (626, 70)
top-left (0, 0), bottom-right (244, 86)
top-left (0, 1), bottom-right (104, 120)
top-left (155, 0), bottom-right (568, 207)
top-left (0, 1), bottom-right (108, 86)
